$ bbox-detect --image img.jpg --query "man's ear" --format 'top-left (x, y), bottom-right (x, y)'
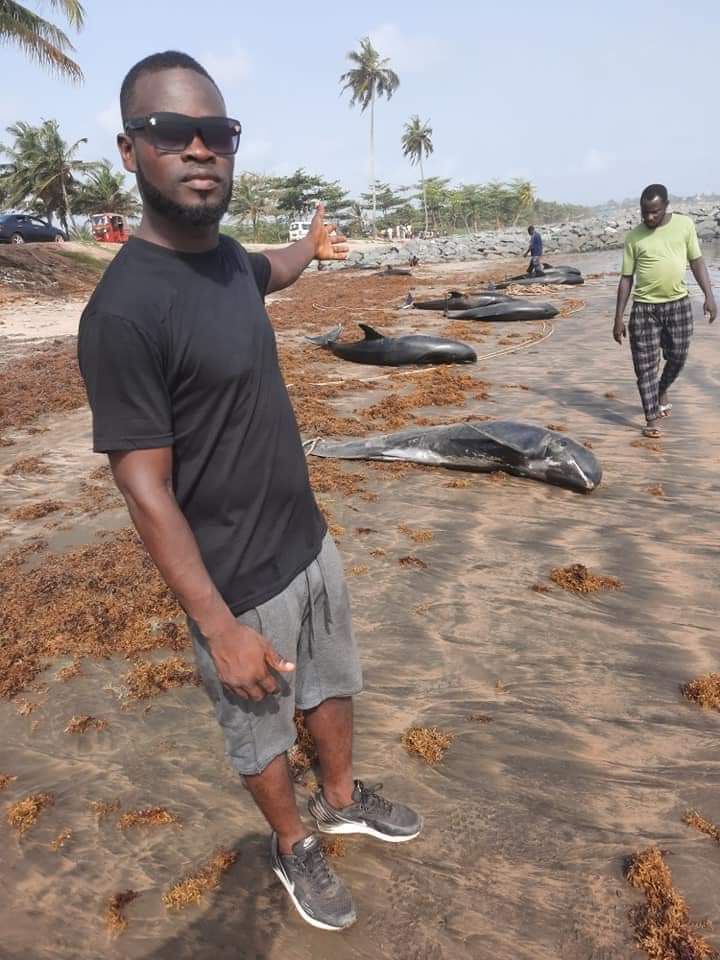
top-left (117, 133), bottom-right (137, 174)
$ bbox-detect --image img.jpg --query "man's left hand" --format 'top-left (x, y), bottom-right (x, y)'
top-left (308, 203), bottom-right (349, 261)
top-left (704, 298), bottom-right (717, 324)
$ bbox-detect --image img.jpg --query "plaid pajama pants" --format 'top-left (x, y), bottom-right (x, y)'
top-left (628, 297), bottom-right (694, 422)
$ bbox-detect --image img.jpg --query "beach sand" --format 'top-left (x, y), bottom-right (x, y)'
top-left (1, 246), bottom-right (719, 959)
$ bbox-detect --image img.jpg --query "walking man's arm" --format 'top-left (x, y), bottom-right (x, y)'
top-left (613, 275), bottom-right (634, 343)
top-left (689, 256), bottom-right (717, 323)
top-left (262, 203), bottom-right (349, 293)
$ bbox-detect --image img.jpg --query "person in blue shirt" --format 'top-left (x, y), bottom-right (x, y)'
top-left (524, 225), bottom-right (543, 275)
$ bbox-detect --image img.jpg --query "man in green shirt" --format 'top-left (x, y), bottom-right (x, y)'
top-left (613, 183), bottom-right (716, 437)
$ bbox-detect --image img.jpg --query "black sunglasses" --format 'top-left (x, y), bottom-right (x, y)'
top-left (124, 112), bottom-right (242, 156)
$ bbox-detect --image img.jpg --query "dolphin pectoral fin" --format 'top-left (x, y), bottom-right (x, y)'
top-left (358, 323), bottom-right (385, 341)
top-left (305, 324), bottom-right (343, 347)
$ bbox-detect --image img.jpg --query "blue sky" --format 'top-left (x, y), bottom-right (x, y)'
top-left (1, 0), bottom-right (718, 206)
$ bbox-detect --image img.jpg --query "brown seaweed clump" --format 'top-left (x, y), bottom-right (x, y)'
top-left (399, 555), bottom-right (429, 570)
top-left (288, 711), bottom-right (318, 780)
top-left (3, 455), bottom-right (51, 477)
top-left (0, 340), bottom-right (87, 443)
top-left (646, 484), bottom-right (666, 498)
top-left (50, 828), bottom-right (72, 850)
top-left (7, 791), bottom-right (54, 834)
top-left (444, 477), bottom-right (471, 488)
top-left (0, 773), bottom-right (17, 791)
top-left (162, 850), bottom-right (238, 911)
top-left (631, 438), bottom-right (663, 454)
top-left (681, 674), bottom-right (720, 712)
top-left (399, 524), bottom-right (433, 544)
top-left (122, 657), bottom-right (200, 701)
top-left (0, 528), bottom-right (187, 700)
top-left (401, 726), bottom-right (454, 765)
top-left (321, 837), bottom-right (347, 858)
top-left (349, 565), bottom-right (369, 577)
top-left (64, 715), bottom-right (108, 734)
top-left (9, 499), bottom-right (65, 521)
top-left (625, 847), bottom-right (717, 959)
top-left (550, 564), bottom-right (623, 594)
top-left (105, 890), bottom-right (139, 933)
top-left (531, 583), bottom-right (552, 594)
top-left (88, 799), bottom-right (121, 821)
top-left (307, 459), bottom-right (367, 498)
top-left (56, 660), bottom-right (83, 682)
top-left (683, 811), bottom-right (720, 844)
top-left (118, 806), bottom-right (179, 830)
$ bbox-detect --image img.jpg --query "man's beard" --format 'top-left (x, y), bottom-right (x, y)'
top-left (136, 161), bottom-right (232, 227)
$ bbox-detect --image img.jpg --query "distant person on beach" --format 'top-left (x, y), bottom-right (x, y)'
top-left (77, 50), bottom-right (421, 932)
top-left (613, 183), bottom-right (717, 438)
top-left (525, 225), bottom-right (544, 275)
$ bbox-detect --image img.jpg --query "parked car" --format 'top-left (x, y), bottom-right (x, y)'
top-left (0, 213), bottom-right (68, 244)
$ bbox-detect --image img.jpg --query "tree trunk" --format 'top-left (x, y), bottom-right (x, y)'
top-left (60, 172), bottom-right (71, 234)
top-left (420, 152), bottom-right (428, 234)
top-left (370, 88), bottom-right (376, 239)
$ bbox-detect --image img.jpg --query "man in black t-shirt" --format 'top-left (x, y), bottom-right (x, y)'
top-left (78, 51), bottom-right (420, 932)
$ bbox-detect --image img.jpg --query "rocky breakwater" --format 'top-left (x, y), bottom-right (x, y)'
top-left (318, 202), bottom-right (720, 272)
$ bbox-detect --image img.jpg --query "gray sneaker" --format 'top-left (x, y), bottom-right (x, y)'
top-left (309, 780), bottom-right (423, 842)
top-left (270, 833), bottom-right (356, 931)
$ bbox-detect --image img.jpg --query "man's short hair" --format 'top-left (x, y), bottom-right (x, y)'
top-left (640, 183), bottom-right (668, 205)
top-left (120, 51), bottom-right (220, 122)
top-left (528, 224), bottom-right (535, 232)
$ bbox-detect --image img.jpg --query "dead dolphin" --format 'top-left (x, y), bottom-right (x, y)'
top-left (375, 266), bottom-right (413, 277)
top-left (307, 420), bottom-right (601, 493)
top-left (495, 269), bottom-right (584, 289)
top-left (447, 300), bottom-right (558, 321)
top-left (305, 324), bottom-right (477, 366)
top-left (412, 290), bottom-right (514, 311)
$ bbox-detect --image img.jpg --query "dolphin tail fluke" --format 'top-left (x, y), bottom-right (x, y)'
top-left (305, 324), bottom-right (343, 347)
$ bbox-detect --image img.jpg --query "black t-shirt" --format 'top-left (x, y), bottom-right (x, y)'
top-left (77, 235), bottom-right (326, 614)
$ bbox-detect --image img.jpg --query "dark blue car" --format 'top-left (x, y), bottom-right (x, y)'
top-left (0, 213), bottom-right (68, 244)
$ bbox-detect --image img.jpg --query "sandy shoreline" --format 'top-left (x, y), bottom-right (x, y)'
top-left (1, 247), bottom-right (719, 959)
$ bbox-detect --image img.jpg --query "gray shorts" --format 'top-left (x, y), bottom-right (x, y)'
top-left (188, 533), bottom-right (363, 776)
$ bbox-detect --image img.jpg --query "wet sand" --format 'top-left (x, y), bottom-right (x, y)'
top-left (1, 247), bottom-right (719, 959)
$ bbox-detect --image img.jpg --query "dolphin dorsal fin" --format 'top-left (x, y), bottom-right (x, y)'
top-left (358, 324), bottom-right (384, 341)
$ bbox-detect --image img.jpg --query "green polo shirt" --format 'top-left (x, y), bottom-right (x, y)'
top-left (621, 213), bottom-right (702, 303)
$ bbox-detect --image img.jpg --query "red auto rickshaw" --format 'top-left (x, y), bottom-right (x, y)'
top-left (90, 213), bottom-right (129, 244)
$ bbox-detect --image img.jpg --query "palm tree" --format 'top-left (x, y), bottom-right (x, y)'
top-left (340, 37), bottom-right (399, 238)
top-left (230, 172), bottom-right (277, 240)
top-left (511, 178), bottom-right (536, 225)
top-left (74, 160), bottom-right (140, 218)
top-left (1, 119), bottom-right (98, 230)
top-left (0, 1), bottom-right (85, 81)
top-left (401, 115), bottom-right (433, 234)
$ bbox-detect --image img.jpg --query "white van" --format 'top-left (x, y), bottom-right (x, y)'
top-left (288, 220), bottom-right (312, 242)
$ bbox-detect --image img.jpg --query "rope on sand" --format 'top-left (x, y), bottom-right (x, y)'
top-left (285, 319), bottom-right (555, 390)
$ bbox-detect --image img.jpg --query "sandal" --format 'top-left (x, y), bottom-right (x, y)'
top-left (642, 426), bottom-right (663, 439)
top-left (659, 403), bottom-right (672, 417)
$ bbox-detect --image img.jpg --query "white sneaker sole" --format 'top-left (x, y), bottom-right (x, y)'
top-left (315, 820), bottom-right (423, 842)
top-left (271, 863), bottom-right (356, 931)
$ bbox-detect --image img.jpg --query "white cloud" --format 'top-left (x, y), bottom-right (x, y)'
top-left (368, 23), bottom-right (448, 75)
top-left (581, 148), bottom-right (616, 175)
top-left (203, 47), bottom-right (252, 89)
top-left (96, 101), bottom-right (122, 137)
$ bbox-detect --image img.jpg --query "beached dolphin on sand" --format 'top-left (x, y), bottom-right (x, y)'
top-left (305, 324), bottom-right (477, 366)
top-left (411, 291), bottom-right (514, 311)
top-left (447, 300), bottom-right (558, 321)
top-left (494, 265), bottom-right (584, 289)
top-left (307, 420), bottom-right (602, 493)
